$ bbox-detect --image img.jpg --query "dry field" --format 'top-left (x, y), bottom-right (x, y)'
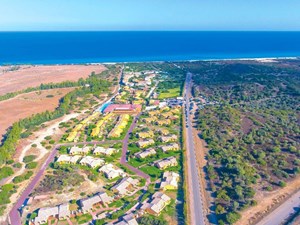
top-left (0, 64), bottom-right (106, 95)
top-left (0, 88), bottom-right (74, 137)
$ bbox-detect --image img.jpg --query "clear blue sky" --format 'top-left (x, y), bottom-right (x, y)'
top-left (0, 0), bottom-right (299, 31)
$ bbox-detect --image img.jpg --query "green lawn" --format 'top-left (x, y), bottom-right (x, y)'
top-left (76, 213), bottom-right (92, 224)
top-left (140, 165), bottom-right (163, 181)
top-left (158, 87), bottom-right (181, 99)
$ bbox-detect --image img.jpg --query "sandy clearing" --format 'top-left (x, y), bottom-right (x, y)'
top-left (0, 64), bottom-right (106, 95)
top-left (0, 88), bottom-right (74, 138)
top-left (0, 113), bottom-right (79, 223)
top-left (4, 113), bottom-right (79, 185)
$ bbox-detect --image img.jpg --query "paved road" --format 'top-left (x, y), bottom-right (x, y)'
top-left (256, 190), bottom-right (300, 225)
top-left (9, 146), bottom-right (59, 225)
top-left (184, 72), bottom-right (206, 225)
top-left (120, 114), bottom-right (151, 183)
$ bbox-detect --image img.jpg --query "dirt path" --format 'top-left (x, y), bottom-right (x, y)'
top-left (5, 113), bottom-right (79, 185)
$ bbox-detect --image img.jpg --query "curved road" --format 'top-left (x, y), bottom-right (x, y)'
top-left (120, 114), bottom-right (151, 184)
top-left (9, 147), bottom-right (59, 225)
top-left (184, 72), bottom-right (206, 225)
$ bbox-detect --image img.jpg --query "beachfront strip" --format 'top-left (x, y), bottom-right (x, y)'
top-left (25, 66), bottom-right (185, 225)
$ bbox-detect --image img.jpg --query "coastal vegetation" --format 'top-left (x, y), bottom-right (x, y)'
top-left (182, 60), bottom-right (300, 224)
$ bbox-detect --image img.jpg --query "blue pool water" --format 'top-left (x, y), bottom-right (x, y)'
top-left (0, 31), bottom-right (300, 64)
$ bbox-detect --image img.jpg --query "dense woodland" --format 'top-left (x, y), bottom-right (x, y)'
top-left (181, 60), bottom-right (300, 224)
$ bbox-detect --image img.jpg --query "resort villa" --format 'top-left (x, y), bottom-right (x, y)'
top-left (79, 156), bottom-right (105, 168)
top-left (160, 171), bottom-right (180, 191)
top-left (56, 155), bottom-right (81, 164)
top-left (69, 146), bottom-right (90, 155)
top-left (137, 139), bottom-right (155, 148)
top-left (98, 163), bottom-right (125, 180)
top-left (111, 177), bottom-right (139, 196)
top-left (93, 146), bottom-right (118, 156)
top-left (161, 143), bottom-right (180, 152)
top-left (80, 192), bottom-right (113, 212)
top-left (154, 156), bottom-right (178, 169)
top-left (141, 192), bottom-right (171, 216)
top-left (159, 134), bottom-right (178, 143)
top-left (34, 203), bottom-right (70, 224)
top-left (135, 148), bottom-right (156, 159)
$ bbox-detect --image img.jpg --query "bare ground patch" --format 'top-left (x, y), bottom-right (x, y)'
top-left (0, 64), bottom-right (106, 95)
top-left (0, 88), bottom-right (74, 138)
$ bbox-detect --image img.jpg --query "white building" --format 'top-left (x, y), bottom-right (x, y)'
top-left (79, 156), bottom-right (105, 168)
top-left (99, 163), bottom-right (125, 180)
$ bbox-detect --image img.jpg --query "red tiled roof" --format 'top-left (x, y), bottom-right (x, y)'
top-left (104, 104), bottom-right (141, 113)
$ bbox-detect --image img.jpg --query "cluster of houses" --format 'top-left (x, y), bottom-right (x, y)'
top-left (143, 106), bottom-right (181, 125)
top-left (68, 145), bottom-right (118, 156)
top-left (56, 146), bottom-right (119, 168)
top-left (33, 192), bottom-right (113, 224)
top-left (57, 155), bottom-right (104, 168)
top-left (32, 69), bottom-right (185, 225)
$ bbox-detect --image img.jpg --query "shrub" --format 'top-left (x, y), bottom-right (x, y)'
top-left (26, 162), bottom-right (38, 169)
top-left (0, 167), bottom-right (14, 180)
top-left (13, 162), bottom-right (22, 168)
top-left (278, 180), bottom-right (286, 187)
top-left (23, 155), bottom-right (36, 163)
top-left (226, 211), bottom-right (241, 224)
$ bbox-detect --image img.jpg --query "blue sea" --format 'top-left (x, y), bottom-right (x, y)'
top-left (0, 31), bottom-right (300, 64)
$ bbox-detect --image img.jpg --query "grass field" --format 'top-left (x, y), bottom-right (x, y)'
top-left (158, 87), bottom-right (180, 99)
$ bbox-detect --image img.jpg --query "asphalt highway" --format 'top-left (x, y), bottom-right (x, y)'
top-left (184, 72), bottom-right (206, 225)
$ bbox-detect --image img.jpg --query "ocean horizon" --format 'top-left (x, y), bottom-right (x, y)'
top-left (1, 31), bottom-right (300, 64)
